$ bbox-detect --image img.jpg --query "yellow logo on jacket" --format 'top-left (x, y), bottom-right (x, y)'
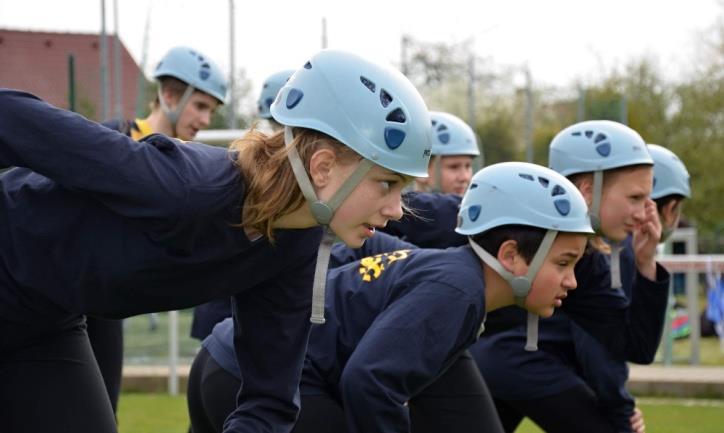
top-left (359, 249), bottom-right (411, 282)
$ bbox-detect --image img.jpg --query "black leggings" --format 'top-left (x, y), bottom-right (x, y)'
top-left (494, 384), bottom-right (618, 433)
top-left (0, 322), bottom-right (117, 433)
top-left (87, 316), bottom-right (124, 414)
top-left (188, 350), bottom-right (503, 433)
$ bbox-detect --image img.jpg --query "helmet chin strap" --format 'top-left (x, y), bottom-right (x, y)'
top-left (589, 170), bottom-right (604, 232)
top-left (158, 84), bottom-right (196, 138)
top-left (284, 126), bottom-right (374, 324)
top-left (589, 170), bottom-right (623, 290)
top-left (469, 230), bottom-right (558, 351)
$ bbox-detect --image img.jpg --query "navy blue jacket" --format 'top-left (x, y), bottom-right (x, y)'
top-left (472, 241), bottom-right (669, 430)
top-left (205, 245), bottom-right (487, 433)
top-left (191, 231), bottom-right (418, 341)
top-left (0, 89), bottom-right (322, 433)
top-left (381, 191), bottom-right (466, 248)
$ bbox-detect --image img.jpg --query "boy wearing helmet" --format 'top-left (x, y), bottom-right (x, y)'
top-left (0, 49), bottom-right (431, 432)
top-left (105, 45), bottom-right (227, 141)
top-left (648, 144), bottom-right (691, 241)
top-left (186, 162), bottom-right (594, 433)
top-left (89, 45), bottom-right (228, 416)
top-left (473, 121), bottom-right (671, 433)
top-left (570, 143), bottom-right (693, 433)
top-left (256, 69), bottom-right (296, 131)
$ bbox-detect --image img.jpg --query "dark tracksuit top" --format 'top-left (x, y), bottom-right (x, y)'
top-left (381, 191), bottom-right (466, 248)
top-left (205, 245), bottom-right (488, 433)
top-left (471, 240), bottom-right (669, 432)
top-left (189, 230), bottom-right (420, 342)
top-left (0, 89), bottom-right (322, 432)
top-left (378, 190), bottom-right (670, 432)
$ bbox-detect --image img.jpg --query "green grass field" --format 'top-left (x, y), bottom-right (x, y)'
top-left (117, 394), bottom-right (724, 433)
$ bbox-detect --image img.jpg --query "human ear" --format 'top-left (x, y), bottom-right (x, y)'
top-left (661, 199), bottom-right (682, 228)
top-left (576, 176), bottom-right (594, 207)
top-left (497, 240), bottom-right (520, 273)
top-left (308, 148), bottom-right (337, 188)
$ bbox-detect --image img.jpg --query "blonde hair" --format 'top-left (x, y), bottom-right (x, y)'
top-left (231, 127), bottom-right (360, 240)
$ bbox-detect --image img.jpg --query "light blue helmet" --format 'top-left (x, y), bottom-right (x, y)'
top-left (457, 162), bottom-right (593, 352)
top-left (549, 120), bottom-right (652, 176)
top-left (271, 49), bottom-right (432, 178)
top-left (456, 162), bottom-right (593, 236)
top-left (257, 70), bottom-right (296, 119)
top-left (430, 111), bottom-right (480, 157)
top-left (270, 49), bottom-right (432, 327)
top-left (648, 144), bottom-right (691, 199)
top-left (153, 46), bottom-right (227, 104)
top-left (549, 120), bottom-right (653, 231)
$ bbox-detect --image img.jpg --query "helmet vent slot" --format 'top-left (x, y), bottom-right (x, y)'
top-left (519, 173), bottom-right (534, 181)
top-left (360, 76), bottom-right (376, 92)
top-left (386, 108), bottom-right (406, 123)
top-left (380, 89), bottom-right (393, 107)
top-left (551, 185), bottom-right (566, 197)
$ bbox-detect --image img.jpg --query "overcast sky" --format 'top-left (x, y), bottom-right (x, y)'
top-left (1, 0), bottom-right (721, 103)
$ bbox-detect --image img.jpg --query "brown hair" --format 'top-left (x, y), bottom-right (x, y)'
top-left (151, 76), bottom-right (191, 109)
top-left (231, 127), bottom-right (360, 240)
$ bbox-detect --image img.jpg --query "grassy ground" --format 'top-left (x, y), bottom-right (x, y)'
top-left (117, 394), bottom-right (724, 433)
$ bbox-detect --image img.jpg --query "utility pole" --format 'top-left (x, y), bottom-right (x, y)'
top-left (100, 0), bottom-right (110, 120)
top-left (135, 6), bottom-right (151, 117)
top-left (400, 35), bottom-right (409, 76)
top-left (524, 66), bottom-right (534, 163)
top-left (467, 53), bottom-right (476, 128)
top-left (227, 0), bottom-right (236, 129)
top-left (321, 17), bottom-right (328, 49)
top-left (113, 0), bottom-right (122, 119)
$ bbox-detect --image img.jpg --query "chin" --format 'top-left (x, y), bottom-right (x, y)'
top-left (536, 306), bottom-right (555, 318)
top-left (339, 234), bottom-right (366, 249)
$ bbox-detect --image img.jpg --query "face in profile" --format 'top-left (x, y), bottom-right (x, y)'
top-left (524, 232), bottom-right (588, 318)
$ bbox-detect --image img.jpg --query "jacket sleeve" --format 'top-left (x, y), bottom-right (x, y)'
top-left (0, 89), bottom-right (240, 219)
top-left (564, 249), bottom-right (670, 363)
top-left (222, 229), bottom-right (321, 433)
top-left (339, 284), bottom-right (480, 433)
top-left (571, 321), bottom-right (635, 433)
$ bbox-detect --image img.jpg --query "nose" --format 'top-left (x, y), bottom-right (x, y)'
top-left (382, 192), bottom-right (404, 222)
top-left (632, 201), bottom-right (647, 223)
top-left (199, 110), bottom-right (211, 128)
top-left (460, 166), bottom-right (473, 185)
top-left (563, 270), bottom-right (577, 291)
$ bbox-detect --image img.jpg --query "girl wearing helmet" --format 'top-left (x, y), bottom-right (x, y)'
top-left (0, 48), bottom-right (430, 433)
top-left (472, 120), bottom-right (671, 433)
top-left (88, 45), bottom-right (228, 418)
top-left (381, 111), bottom-right (478, 248)
top-left (186, 161), bottom-right (594, 433)
top-left (415, 111), bottom-right (480, 195)
top-left (190, 68), bottom-right (297, 344)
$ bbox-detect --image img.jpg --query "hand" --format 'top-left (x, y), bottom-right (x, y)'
top-left (633, 198), bottom-right (661, 281)
top-left (630, 407), bottom-right (645, 433)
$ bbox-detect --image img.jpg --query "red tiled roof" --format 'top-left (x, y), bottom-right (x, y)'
top-left (0, 29), bottom-right (149, 121)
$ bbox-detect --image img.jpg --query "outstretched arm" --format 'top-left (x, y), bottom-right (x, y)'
top-left (0, 89), bottom-right (239, 219)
